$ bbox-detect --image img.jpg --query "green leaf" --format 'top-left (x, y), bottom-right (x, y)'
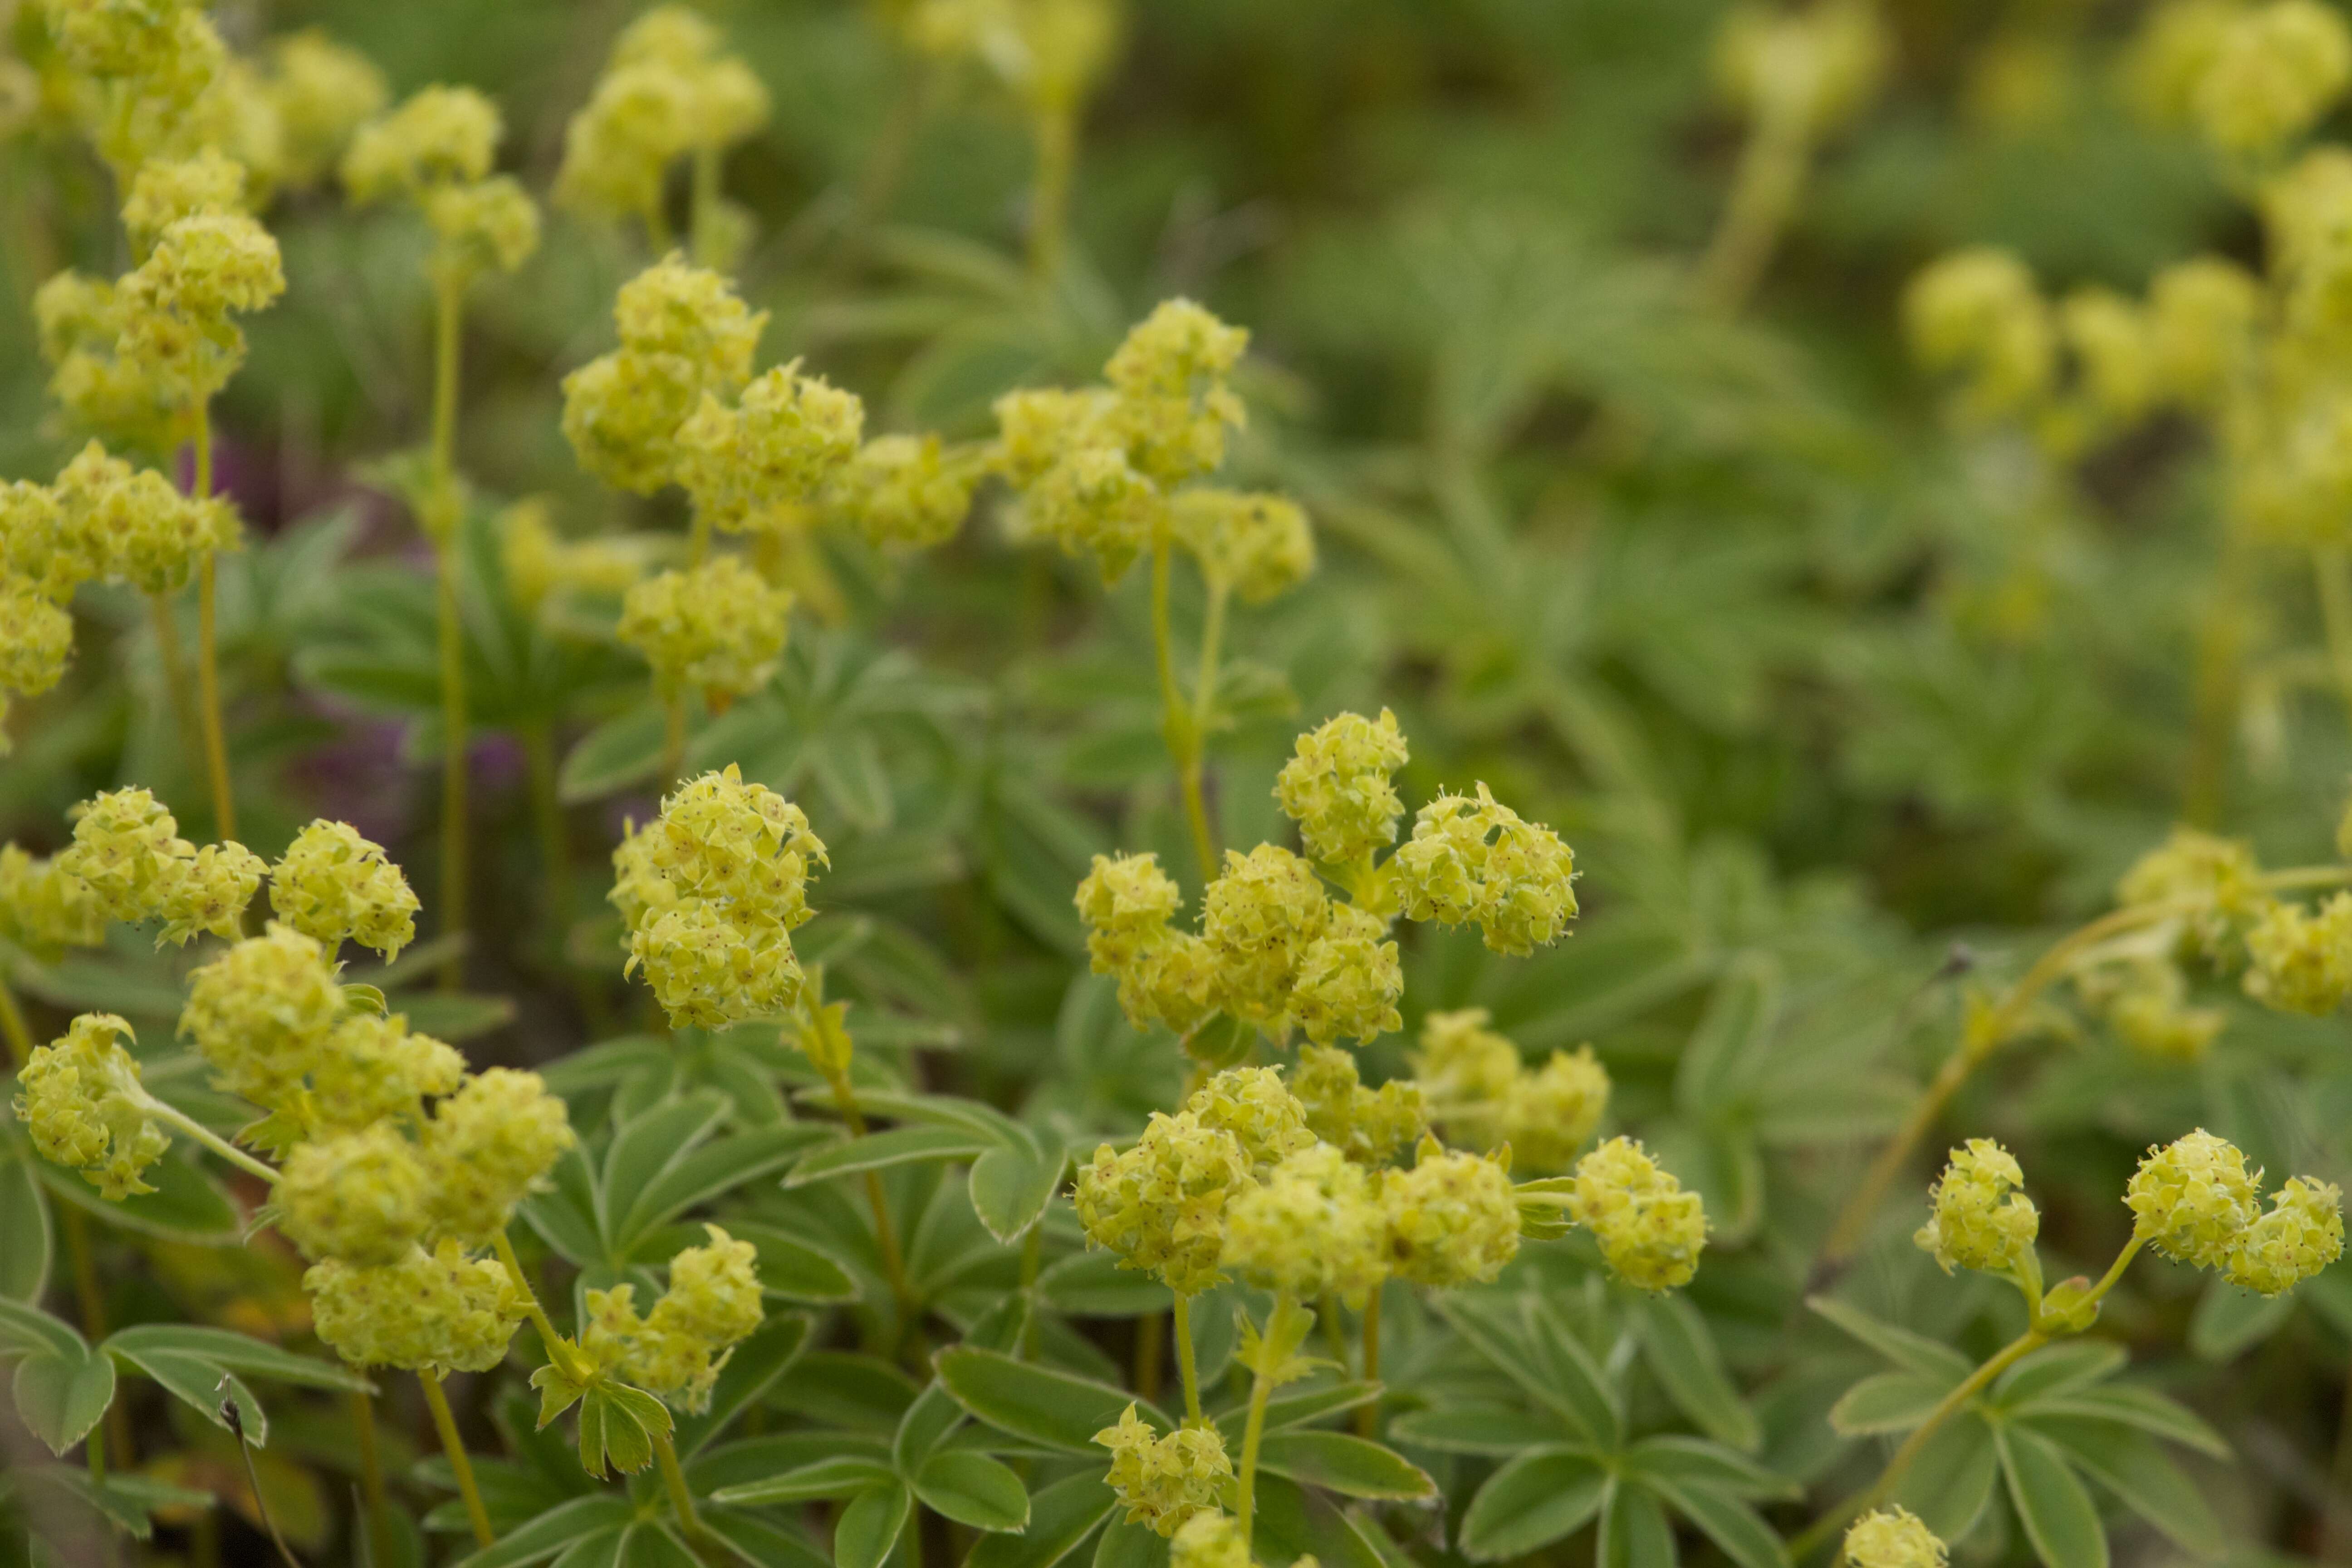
top-left (700, 1509), bottom-right (833, 1568)
top-left (968, 1135), bottom-right (1065, 1245)
top-left (0, 1152), bottom-right (50, 1302)
top-left (836, 1483), bottom-right (913, 1568)
top-left (1632, 1472), bottom-right (1784, 1568)
top-left (2187, 1278), bottom-right (2293, 1362)
top-left (1889, 1416), bottom-right (1999, 1543)
top-left (103, 1324), bottom-right (371, 1392)
top-left (1253, 1432), bottom-right (1436, 1500)
top-left (1387, 1406), bottom-right (1570, 1455)
top-left (721, 1221), bottom-right (860, 1303)
top-left (968, 1470), bottom-right (1116, 1568)
top-left (1621, 1436), bottom-right (1796, 1499)
top-left (1806, 1297), bottom-right (1975, 1382)
top-left (34, 1151), bottom-right (241, 1244)
top-left (1037, 1253), bottom-right (1170, 1318)
top-left (2028, 1418), bottom-right (2223, 1559)
top-left (1093, 1514), bottom-right (1171, 1568)
top-left (12, 1342), bottom-right (116, 1456)
top-left (0, 1297), bottom-right (80, 1359)
top-left (1673, 951), bottom-right (1781, 1115)
top-left (1997, 1422), bottom-right (2109, 1568)
top-left (2014, 1384), bottom-right (2227, 1458)
top-left (599, 1094), bottom-right (730, 1254)
top-left (674, 1314), bottom-right (811, 1460)
top-left (1457, 1447), bottom-right (1609, 1562)
top-left (1638, 1294), bottom-right (1760, 1451)
top-left (1597, 1482), bottom-right (1677, 1568)
top-left (1992, 1343), bottom-right (2128, 1408)
top-left (578, 1383), bottom-right (672, 1478)
top-left (710, 1457), bottom-right (899, 1505)
top-left (1830, 1372), bottom-right (1952, 1436)
top-left (1434, 1295), bottom-right (1619, 1448)
top-left (560, 703), bottom-right (669, 803)
top-left (896, 1380), bottom-right (968, 1473)
top-left (1236, 1382), bottom-right (1383, 1438)
top-left (914, 1450), bottom-right (1031, 1531)
top-left (615, 1521), bottom-right (702, 1568)
top-left (936, 1345), bottom-right (1169, 1451)
top-left (786, 1126), bottom-right (996, 1186)
top-left (104, 1343), bottom-right (266, 1443)
top-left (615, 1124), bottom-right (835, 1255)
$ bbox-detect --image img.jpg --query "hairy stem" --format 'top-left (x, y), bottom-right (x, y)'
top-left (814, 1036), bottom-right (919, 1328)
top-left (655, 1428), bottom-right (707, 1541)
top-left (1235, 1294), bottom-right (1298, 1546)
top-left (521, 721), bottom-right (604, 1027)
top-left (690, 143), bottom-right (723, 268)
top-left (1151, 528), bottom-right (1217, 882)
top-left (191, 402), bottom-right (235, 841)
top-left (148, 593), bottom-right (199, 770)
top-left (141, 1095), bottom-right (281, 1186)
top-left (420, 1372), bottom-right (495, 1548)
top-left (431, 272), bottom-right (468, 994)
top-left (658, 692), bottom-right (688, 799)
top-left (0, 975), bottom-right (32, 1063)
top-left (494, 1228), bottom-right (593, 1385)
top-left (1171, 1291), bottom-right (1202, 1424)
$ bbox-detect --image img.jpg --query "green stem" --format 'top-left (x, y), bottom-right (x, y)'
top-left (1134, 1311), bottom-right (1163, 1405)
top-left (658, 691), bottom-right (687, 799)
top-left (351, 1386), bottom-right (392, 1568)
top-left (816, 1045), bottom-right (918, 1327)
top-left (1789, 1329), bottom-right (2047, 1560)
top-left (420, 1371), bottom-right (495, 1548)
top-left (0, 974), bottom-right (32, 1063)
top-left (1171, 1291), bottom-right (1201, 1424)
top-left (84, 1416), bottom-right (103, 1483)
top-left (149, 592), bottom-right (199, 772)
top-left (141, 1095), bottom-right (280, 1185)
top-left (430, 272), bottom-right (468, 995)
top-left (1150, 527), bottom-right (1216, 883)
top-left (2315, 546), bottom-right (2352, 733)
top-left (190, 402), bottom-right (235, 841)
top-left (1354, 1289), bottom-right (1381, 1439)
top-left (1696, 102), bottom-right (1811, 315)
top-left (1234, 1294), bottom-right (1297, 1547)
top-left (644, 196), bottom-right (674, 255)
top-left (1026, 101), bottom-right (1076, 282)
top-left (690, 144), bottom-right (723, 268)
top-left (655, 1428), bottom-right (707, 1541)
top-left (494, 1228), bottom-right (594, 1385)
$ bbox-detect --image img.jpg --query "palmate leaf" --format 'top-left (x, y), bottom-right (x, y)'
top-left (1457, 1446), bottom-right (1610, 1562)
top-left (1807, 1296), bottom-right (1974, 1382)
top-left (1251, 1432), bottom-right (1435, 1501)
top-left (1830, 1372), bottom-right (1953, 1436)
top-left (0, 1149), bottom-right (51, 1303)
top-left (1997, 1422), bottom-right (2109, 1568)
top-left (1637, 1293), bottom-right (1761, 1452)
top-left (1888, 1415), bottom-right (2000, 1543)
top-left (968, 1470), bottom-right (1117, 1568)
top-left (2029, 1416), bottom-right (2225, 1560)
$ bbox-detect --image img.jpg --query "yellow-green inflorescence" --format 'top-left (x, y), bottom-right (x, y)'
top-left (1095, 1403), bottom-right (1232, 1537)
top-left (1170, 1511), bottom-right (1252, 1568)
top-left (2120, 1128), bottom-right (2344, 1296)
top-left (1915, 1139), bottom-right (2039, 1276)
top-left (581, 1224), bottom-right (766, 1411)
top-left (1566, 1137), bottom-right (1710, 1291)
top-left (610, 763), bottom-right (829, 1029)
top-left (1411, 1008), bottom-right (1609, 1174)
top-left (1843, 1507), bottom-right (1947, 1568)
top-left (1292, 1045), bottom-right (1425, 1167)
top-left (14, 1013), bottom-right (171, 1199)
top-left (1221, 1142), bottom-right (1389, 1301)
top-left (1380, 1139), bottom-right (1520, 1289)
top-left (617, 552), bottom-right (794, 701)
top-left (343, 83), bottom-right (539, 299)
top-left (563, 254), bottom-right (766, 498)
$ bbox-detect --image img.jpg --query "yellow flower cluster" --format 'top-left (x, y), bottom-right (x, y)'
top-left (2242, 893), bottom-right (2352, 1015)
top-left (1094, 1405), bottom-right (1231, 1537)
top-left (580, 1225), bottom-right (765, 1411)
top-left (1073, 1107), bottom-right (1253, 1295)
top-left (57, 785), bottom-right (262, 945)
top-left (1274, 709), bottom-right (1408, 868)
top-left (1188, 1066), bottom-right (1318, 1172)
top-left (1843, 1507), bottom-right (1947, 1568)
top-left (51, 440), bottom-right (240, 595)
top-left (2116, 826), bottom-right (2265, 952)
top-left (2084, 960), bottom-right (2226, 1063)
top-left (13, 1014), bottom-right (171, 1199)
top-left (1074, 852), bottom-right (1214, 1033)
top-left (1902, 248), bottom-right (2054, 424)
top-left (2180, 0), bottom-right (2352, 156)
top-left (1565, 1137), bottom-right (1709, 1291)
top-left (563, 255), bottom-right (766, 496)
top-left (121, 147), bottom-right (247, 258)
top-left (1380, 1141), bottom-right (1520, 1289)
top-left (1222, 1142), bottom-right (1389, 1300)
top-left (277, 1122), bottom-right (435, 1265)
top-left (1170, 1511), bottom-right (1252, 1568)
top-left (0, 843), bottom-right (106, 958)
top-left (609, 764), bottom-right (829, 1028)
top-left (307, 1240), bottom-right (524, 1375)
top-left (422, 1068), bottom-right (580, 1246)
top-left (268, 818), bottom-right (423, 960)
top-left (1915, 1139), bottom-right (2039, 1276)
top-left (499, 499), bottom-right (651, 614)
top-left (2121, 1128), bottom-right (2344, 1295)
top-left (1713, 0), bottom-right (1889, 138)
top-left (617, 555), bottom-right (794, 699)
top-left (995, 301), bottom-right (1306, 585)
top-left (676, 362), bottom-right (865, 537)
top-left (1391, 785), bottom-right (1578, 956)
top-left (828, 434), bottom-right (982, 555)
top-left (37, 0), bottom-right (285, 181)
top-left (268, 30), bottom-right (390, 187)
top-left (344, 84), bottom-right (540, 291)
top-left (556, 6), bottom-right (769, 240)
top-left (1411, 1009), bottom-right (1610, 1173)
top-left (1290, 1046), bottom-right (1426, 1167)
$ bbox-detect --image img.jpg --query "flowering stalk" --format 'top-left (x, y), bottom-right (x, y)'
top-left (1232, 1293), bottom-right (1303, 1545)
top-left (431, 270), bottom-right (469, 993)
top-left (147, 593), bottom-right (199, 768)
top-left (190, 403), bottom-right (235, 841)
top-left (1354, 1290), bottom-right (1381, 1439)
top-left (690, 144), bottom-right (723, 268)
top-left (1697, 95), bottom-right (1812, 314)
top-left (1170, 1291), bottom-right (1201, 1423)
top-left (1027, 103), bottom-right (1075, 282)
top-left (350, 1387), bottom-right (393, 1568)
top-left (807, 1002), bottom-right (918, 1326)
top-left (492, 1228), bottom-right (594, 1386)
top-left (1150, 526), bottom-right (1216, 882)
top-left (654, 1428), bottom-right (707, 1541)
top-left (419, 1370), bottom-right (495, 1548)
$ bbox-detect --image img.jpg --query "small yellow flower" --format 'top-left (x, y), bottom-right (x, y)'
top-left (676, 363), bottom-right (865, 535)
top-left (1222, 1142), bottom-right (1388, 1300)
top-left (53, 441), bottom-right (240, 598)
top-left (1073, 852), bottom-right (1215, 1034)
top-left (1073, 1111), bottom-right (1250, 1295)
top-left (2225, 1177), bottom-right (2345, 1296)
top-left (1843, 1507), bottom-right (1946, 1568)
top-left (310, 1012), bottom-right (465, 1137)
top-left (306, 1239), bottom-right (523, 1372)
top-left (2147, 257), bottom-right (2258, 408)
top-left (0, 844), bottom-right (107, 958)
top-left (153, 839), bottom-right (265, 946)
top-left (2127, 1129), bottom-right (2261, 1270)
top-left (1290, 1045), bottom-right (1425, 1167)
top-left (14, 1013), bottom-right (170, 1200)
top-left (1568, 1137), bottom-right (1708, 1291)
top-left (3, 477), bottom-right (96, 599)
top-left (1289, 903), bottom-right (1404, 1046)
top-left (420, 1068), bottom-right (575, 1249)
top-left (2193, 0), bottom-right (2352, 155)
top-left (580, 1225), bottom-right (765, 1410)
top-left (269, 818), bottom-right (422, 960)
top-left (116, 210), bottom-right (287, 405)
top-left (2243, 895), bottom-right (2352, 1016)
top-left (1200, 844), bottom-right (1333, 1029)
top-left (617, 556), bottom-right (793, 698)
top-left (0, 579), bottom-right (74, 701)
top-left (1274, 710), bottom-right (1408, 867)
top-left (1390, 784), bottom-right (1577, 956)
top-left (59, 784), bottom-right (192, 921)
top-left (1915, 1139), bottom-right (2039, 1276)
top-left (1903, 247), bottom-right (2054, 421)
top-left (177, 923), bottom-right (348, 1148)
top-left (1171, 489), bottom-right (1313, 604)
top-left (1170, 1513), bottom-right (1251, 1568)
top-left (1095, 1404), bottom-right (1231, 1537)
top-left (830, 434), bottom-right (978, 554)
top-left (1381, 1141), bottom-right (1520, 1289)
top-left (275, 1123), bottom-right (431, 1265)
top-left (341, 84), bottom-right (500, 202)
top-left (1102, 299), bottom-right (1249, 486)
top-left (1186, 1067), bottom-right (1316, 1173)
top-left (121, 147), bottom-right (248, 257)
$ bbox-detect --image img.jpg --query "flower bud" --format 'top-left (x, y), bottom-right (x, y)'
top-left (1915, 1139), bottom-right (2038, 1276)
top-left (2127, 1128), bottom-right (2261, 1269)
top-left (1568, 1137), bottom-right (1708, 1291)
top-left (14, 1013), bottom-right (169, 1200)
top-left (617, 556), bottom-right (792, 699)
top-left (421, 1068), bottom-right (575, 1248)
top-left (1171, 1512), bottom-right (1251, 1568)
top-left (2243, 894), bottom-right (2352, 1016)
top-left (1290, 1046), bottom-right (1425, 1167)
top-left (1391, 784), bottom-right (1577, 956)
top-left (342, 85), bottom-right (500, 201)
top-left (1171, 489), bottom-right (1313, 604)
top-left (1096, 1404), bottom-right (1231, 1537)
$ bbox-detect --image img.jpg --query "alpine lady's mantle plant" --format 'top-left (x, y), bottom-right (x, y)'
top-left (4, 1), bottom-right (2352, 1567)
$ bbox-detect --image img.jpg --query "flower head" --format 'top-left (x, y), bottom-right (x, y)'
top-left (1171, 489), bottom-right (1313, 603)
top-left (2193, 0), bottom-right (2352, 155)
top-left (1903, 248), bottom-right (2054, 421)
top-left (1381, 1142), bottom-right (1520, 1288)
top-left (1171, 1513), bottom-right (1251, 1568)
top-left (1075, 852), bottom-right (1215, 1033)
top-left (341, 85), bottom-right (499, 201)
top-left (617, 555), bottom-right (792, 698)
top-left (1290, 1046), bottom-right (1425, 1167)
top-left (0, 581), bottom-right (73, 701)
top-left (14, 1013), bottom-right (169, 1200)
top-left (59, 784), bottom-right (191, 921)
top-left (1186, 1067), bottom-right (1316, 1172)
top-left (995, 391), bottom-right (1160, 581)
top-left (1568, 1137), bottom-right (1708, 1291)
top-left (1714, 0), bottom-right (1888, 136)
top-left (275, 1123), bottom-right (431, 1265)
top-left (1073, 1111), bottom-right (1250, 1294)
top-left (1915, 1139), bottom-right (2039, 1276)
top-left (121, 147), bottom-right (248, 257)
top-left (1843, 1508), bottom-right (1946, 1568)
top-left (3, 477), bottom-right (94, 599)
top-left (831, 434), bottom-right (977, 554)
top-left (420, 1068), bottom-right (574, 1248)
top-left (2127, 1129), bottom-right (2262, 1269)
top-left (116, 210), bottom-right (286, 404)
top-left (676, 363), bottom-right (865, 535)
top-left (2097, 960), bottom-right (2225, 1062)
top-left (270, 819), bottom-right (421, 960)
top-left (581, 1225), bottom-right (765, 1410)
top-left (1224, 1142), bottom-right (1389, 1299)
top-left (306, 1239), bottom-right (523, 1372)
top-left (54, 441), bottom-right (239, 597)
top-left (1289, 903), bottom-right (1404, 1046)
top-left (1391, 784), bottom-right (1577, 956)
top-left (2148, 258), bottom-right (2258, 407)
top-left (310, 1013), bottom-right (465, 1137)
top-left (154, 839), bottom-right (264, 946)
top-left (1096, 1405), bottom-right (1231, 1537)
top-left (267, 29), bottom-right (389, 188)
top-left (0, 845), bottom-right (107, 958)
top-left (2225, 1177), bottom-right (2345, 1296)
top-left (1275, 710), bottom-right (1408, 867)
top-left (2116, 827), bottom-right (2264, 953)
top-left (424, 176), bottom-right (540, 285)
top-left (1200, 844), bottom-right (1333, 1028)
top-left (177, 924), bottom-right (348, 1149)
top-left (1410, 1008), bottom-right (1523, 1152)
top-left (1102, 299), bottom-right (1249, 485)
top-left (2244, 895), bottom-right (2352, 1016)
top-left (563, 256), bottom-right (766, 494)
